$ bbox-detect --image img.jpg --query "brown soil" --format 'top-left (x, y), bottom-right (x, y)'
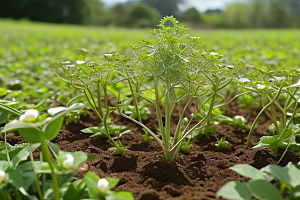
top-left (5, 100), bottom-right (299, 200)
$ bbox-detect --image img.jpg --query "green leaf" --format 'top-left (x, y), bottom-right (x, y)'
top-left (106, 191), bottom-right (134, 200)
top-left (107, 85), bottom-right (126, 98)
top-left (105, 178), bottom-right (120, 190)
top-left (248, 179), bottom-right (284, 200)
top-left (260, 165), bottom-right (290, 187)
top-left (10, 145), bottom-right (30, 169)
top-left (43, 116), bottom-right (64, 140)
top-left (62, 179), bottom-right (86, 200)
top-left (9, 170), bottom-right (38, 200)
top-left (284, 163), bottom-right (300, 188)
top-left (230, 164), bottom-right (266, 180)
top-left (84, 171), bottom-right (100, 199)
top-left (87, 154), bottom-right (97, 162)
top-left (0, 161), bottom-right (10, 171)
top-left (140, 89), bottom-right (156, 101)
top-left (216, 181), bottom-right (252, 200)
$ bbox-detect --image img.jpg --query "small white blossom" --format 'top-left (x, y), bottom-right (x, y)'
top-left (226, 65), bottom-right (234, 69)
top-left (0, 170), bottom-right (5, 184)
top-left (76, 60), bottom-right (86, 64)
top-left (19, 109), bottom-right (39, 123)
top-left (62, 154), bottom-right (74, 170)
top-left (257, 84), bottom-right (266, 90)
top-left (103, 54), bottom-right (113, 57)
top-left (210, 52), bottom-right (218, 56)
top-left (234, 116), bottom-right (245, 122)
top-left (97, 179), bottom-right (109, 193)
top-left (238, 78), bottom-right (251, 83)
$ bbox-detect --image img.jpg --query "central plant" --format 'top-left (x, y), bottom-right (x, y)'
top-left (115, 16), bottom-right (238, 160)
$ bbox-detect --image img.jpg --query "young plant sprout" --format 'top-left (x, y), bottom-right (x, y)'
top-left (215, 137), bottom-right (229, 149)
top-left (115, 16), bottom-right (239, 160)
top-left (238, 68), bottom-right (300, 163)
top-left (55, 51), bottom-right (127, 155)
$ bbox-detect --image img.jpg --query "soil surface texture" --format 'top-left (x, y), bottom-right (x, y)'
top-left (5, 100), bottom-right (299, 200)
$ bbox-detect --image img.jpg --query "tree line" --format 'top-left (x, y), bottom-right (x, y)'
top-left (0, 0), bottom-right (299, 28)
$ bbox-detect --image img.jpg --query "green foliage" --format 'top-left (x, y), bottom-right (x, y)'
top-left (215, 137), bottom-right (229, 149)
top-left (181, 7), bottom-right (202, 24)
top-left (123, 3), bottom-right (161, 28)
top-left (81, 122), bottom-right (130, 139)
top-left (115, 16), bottom-right (237, 160)
top-left (217, 163), bottom-right (300, 200)
top-left (0, 0), bottom-right (105, 25)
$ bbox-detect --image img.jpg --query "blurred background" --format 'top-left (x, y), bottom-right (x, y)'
top-left (1, 0), bottom-right (300, 29)
top-left (1, 0), bottom-right (300, 105)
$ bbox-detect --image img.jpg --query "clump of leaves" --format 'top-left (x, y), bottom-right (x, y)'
top-left (217, 162), bottom-right (300, 200)
top-left (215, 137), bottom-right (229, 149)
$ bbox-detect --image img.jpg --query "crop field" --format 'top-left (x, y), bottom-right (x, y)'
top-left (1, 19), bottom-right (300, 104)
top-left (1, 18), bottom-right (300, 200)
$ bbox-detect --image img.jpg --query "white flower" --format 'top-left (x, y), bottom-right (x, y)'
top-left (0, 170), bottom-right (5, 184)
top-left (234, 116), bottom-right (245, 122)
top-left (257, 84), bottom-right (266, 90)
top-left (238, 78), bottom-right (251, 83)
top-left (210, 52), bottom-right (218, 56)
top-left (226, 65), bottom-right (234, 69)
top-left (76, 60), bottom-right (86, 64)
top-left (19, 109), bottom-right (39, 123)
top-left (48, 107), bottom-right (66, 116)
top-left (97, 179), bottom-right (109, 193)
top-left (103, 54), bottom-right (113, 57)
top-left (62, 154), bottom-right (74, 170)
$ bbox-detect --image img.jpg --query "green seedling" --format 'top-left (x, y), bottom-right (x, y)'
top-left (217, 162), bottom-right (300, 200)
top-left (239, 69), bottom-right (300, 163)
top-left (216, 115), bottom-right (250, 130)
top-left (65, 109), bottom-right (86, 125)
top-left (55, 51), bottom-right (128, 155)
top-left (125, 105), bottom-right (150, 121)
top-left (215, 137), bottom-right (229, 149)
top-left (115, 16), bottom-right (239, 160)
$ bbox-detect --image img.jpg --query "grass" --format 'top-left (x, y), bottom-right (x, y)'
top-left (1, 18), bottom-right (300, 104)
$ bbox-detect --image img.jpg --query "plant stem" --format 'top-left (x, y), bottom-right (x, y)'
top-left (102, 87), bottom-right (122, 149)
top-left (247, 84), bottom-right (284, 146)
top-left (165, 85), bottom-right (171, 150)
top-left (116, 107), bottom-right (165, 150)
top-left (40, 137), bottom-right (60, 200)
top-left (97, 81), bottom-right (104, 120)
top-left (154, 77), bottom-right (165, 144)
top-left (29, 144), bottom-right (44, 200)
top-left (4, 133), bottom-right (10, 165)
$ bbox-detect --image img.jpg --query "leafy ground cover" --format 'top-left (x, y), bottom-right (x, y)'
top-left (1, 19), bottom-right (300, 105)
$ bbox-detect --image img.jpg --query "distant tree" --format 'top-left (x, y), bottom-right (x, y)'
top-left (182, 7), bottom-right (202, 24)
top-left (123, 2), bottom-right (161, 28)
top-left (108, 3), bottom-right (128, 26)
top-left (141, 0), bottom-right (184, 17)
top-left (205, 9), bottom-right (222, 15)
top-left (0, 0), bottom-right (105, 25)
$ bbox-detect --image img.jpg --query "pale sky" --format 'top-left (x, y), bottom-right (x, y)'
top-left (102, 0), bottom-right (246, 12)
